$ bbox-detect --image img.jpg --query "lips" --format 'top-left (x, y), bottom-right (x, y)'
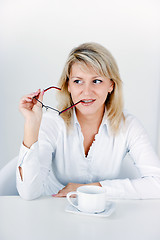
top-left (81, 99), bottom-right (96, 105)
top-left (81, 99), bottom-right (95, 103)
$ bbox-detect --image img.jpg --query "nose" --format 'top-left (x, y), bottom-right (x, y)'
top-left (83, 83), bottom-right (92, 96)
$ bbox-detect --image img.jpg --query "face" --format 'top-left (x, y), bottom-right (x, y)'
top-left (68, 63), bottom-right (114, 117)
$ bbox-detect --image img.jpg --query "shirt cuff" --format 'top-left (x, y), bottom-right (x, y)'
top-left (17, 141), bottom-right (39, 167)
top-left (100, 179), bottom-right (127, 199)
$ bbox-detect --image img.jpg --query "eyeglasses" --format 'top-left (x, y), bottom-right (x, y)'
top-left (33, 86), bottom-right (82, 115)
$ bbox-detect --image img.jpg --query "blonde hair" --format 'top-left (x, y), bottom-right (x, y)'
top-left (57, 42), bottom-right (125, 134)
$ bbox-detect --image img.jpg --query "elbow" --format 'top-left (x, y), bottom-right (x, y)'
top-left (19, 191), bottom-right (41, 201)
top-left (16, 169), bottom-right (43, 200)
top-left (17, 186), bottom-right (42, 201)
top-left (16, 181), bottom-right (43, 201)
top-left (17, 189), bottom-right (41, 201)
top-left (140, 176), bottom-right (160, 199)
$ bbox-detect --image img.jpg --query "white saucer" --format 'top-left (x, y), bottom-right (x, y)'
top-left (65, 200), bottom-right (115, 217)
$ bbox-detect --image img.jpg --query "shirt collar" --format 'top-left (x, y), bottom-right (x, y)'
top-left (73, 107), bottom-right (109, 130)
top-left (73, 108), bottom-right (80, 127)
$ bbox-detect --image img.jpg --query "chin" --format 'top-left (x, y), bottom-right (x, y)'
top-left (76, 106), bottom-right (99, 116)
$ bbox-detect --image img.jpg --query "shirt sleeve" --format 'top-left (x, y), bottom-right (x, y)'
top-left (16, 112), bottom-right (65, 200)
top-left (100, 115), bottom-right (160, 199)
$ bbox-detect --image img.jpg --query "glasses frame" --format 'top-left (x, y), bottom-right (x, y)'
top-left (33, 86), bottom-right (82, 115)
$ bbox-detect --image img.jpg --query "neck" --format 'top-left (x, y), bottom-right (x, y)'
top-left (76, 106), bottom-right (105, 130)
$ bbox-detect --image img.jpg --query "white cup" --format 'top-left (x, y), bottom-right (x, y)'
top-left (66, 185), bottom-right (107, 214)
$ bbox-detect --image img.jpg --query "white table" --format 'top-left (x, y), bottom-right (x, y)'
top-left (0, 196), bottom-right (160, 240)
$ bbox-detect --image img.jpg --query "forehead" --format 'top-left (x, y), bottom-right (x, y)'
top-left (70, 62), bottom-right (102, 77)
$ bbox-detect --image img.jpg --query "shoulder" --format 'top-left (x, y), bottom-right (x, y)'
top-left (42, 111), bottom-right (65, 125)
top-left (123, 110), bottom-right (144, 130)
top-left (122, 110), bottom-right (147, 139)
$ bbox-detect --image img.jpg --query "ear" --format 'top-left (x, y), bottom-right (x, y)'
top-left (109, 80), bottom-right (114, 93)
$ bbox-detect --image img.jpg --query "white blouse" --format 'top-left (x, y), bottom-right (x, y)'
top-left (16, 109), bottom-right (160, 200)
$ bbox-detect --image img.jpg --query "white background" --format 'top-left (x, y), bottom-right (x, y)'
top-left (0, 0), bottom-right (160, 169)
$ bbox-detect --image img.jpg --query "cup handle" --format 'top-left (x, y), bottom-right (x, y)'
top-left (66, 191), bottom-right (79, 209)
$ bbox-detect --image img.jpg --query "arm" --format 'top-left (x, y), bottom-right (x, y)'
top-left (16, 114), bottom-right (65, 200)
top-left (20, 89), bottom-right (44, 148)
top-left (100, 116), bottom-right (160, 199)
top-left (17, 89), bottom-right (44, 199)
top-left (53, 182), bottom-right (102, 197)
top-left (17, 90), bottom-right (65, 200)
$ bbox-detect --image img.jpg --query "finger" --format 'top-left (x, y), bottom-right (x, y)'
top-left (52, 194), bottom-right (57, 197)
top-left (21, 102), bottom-right (34, 109)
top-left (20, 91), bottom-right (40, 103)
top-left (38, 89), bottom-right (44, 102)
top-left (28, 89), bottom-right (41, 98)
top-left (21, 97), bottom-right (33, 103)
top-left (72, 194), bottom-right (76, 198)
top-left (54, 192), bottom-right (66, 198)
top-left (31, 89), bottom-right (44, 104)
top-left (20, 92), bottom-right (42, 109)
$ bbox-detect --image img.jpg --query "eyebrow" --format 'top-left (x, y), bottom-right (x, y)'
top-left (71, 76), bottom-right (102, 79)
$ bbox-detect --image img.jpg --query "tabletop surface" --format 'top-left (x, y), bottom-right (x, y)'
top-left (0, 196), bottom-right (160, 240)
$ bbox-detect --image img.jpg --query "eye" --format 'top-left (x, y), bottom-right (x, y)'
top-left (93, 79), bottom-right (103, 84)
top-left (74, 80), bottom-right (82, 84)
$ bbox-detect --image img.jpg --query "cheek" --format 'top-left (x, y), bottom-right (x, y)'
top-left (96, 90), bottom-right (109, 104)
top-left (68, 85), bottom-right (80, 97)
top-left (68, 83), bottom-right (71, 93)
top-left (98, 88), bottom-right (109, 98)
top-left (67, 86), bottom-right (78, 102)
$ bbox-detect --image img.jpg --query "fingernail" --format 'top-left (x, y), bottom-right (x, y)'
top-left (42, 89), bottom-right (44, 95)
top-left (52, 194), bottom-right (57, 197)
top-left (34, 91), bottom-right (39, 95)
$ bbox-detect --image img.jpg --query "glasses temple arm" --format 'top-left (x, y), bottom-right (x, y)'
top-left (44, 86), bottom-right (61, 92)
top-left (33, 97), bottom-right (44, 107)
top-left (33, 93), bottom-right (82, 115)
top-left (59, 100), bottom-right (82, 115)
top-left (33, 96), bottom-right (60, 113)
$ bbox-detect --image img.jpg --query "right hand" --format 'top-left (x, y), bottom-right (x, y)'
top-left (19, 89), bottom-right (44, 123)
top-left (19, 89), bottom-right (45, 148)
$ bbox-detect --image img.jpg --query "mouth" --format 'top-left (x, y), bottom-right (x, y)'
top-left (81, 99), bottom-right (96, 104)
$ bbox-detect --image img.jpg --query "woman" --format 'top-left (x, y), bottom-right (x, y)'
top-left (17, 42), bottom-right (160, 200)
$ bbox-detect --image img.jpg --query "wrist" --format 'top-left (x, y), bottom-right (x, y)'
top-left (86, 182), bottom-right (102, 187)
top-left (23, 120), bottom-right (40, 149)
top-left (24, 117), bottom-right (41, 127)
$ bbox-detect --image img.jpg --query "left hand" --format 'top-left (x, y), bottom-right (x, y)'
top-left (53, 182), bottom-right (101, 198)
top-left (53, 183), bottom-right (83, 198)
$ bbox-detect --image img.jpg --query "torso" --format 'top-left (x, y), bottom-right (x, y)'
top-left (75, 107), bottom-right (105, 157)
top-left (40, 110), bottom-right (141, 187)
top-left (83, 132), bottom-right (96, 157)
top-left (81, 126), bottom-right (99, 157)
